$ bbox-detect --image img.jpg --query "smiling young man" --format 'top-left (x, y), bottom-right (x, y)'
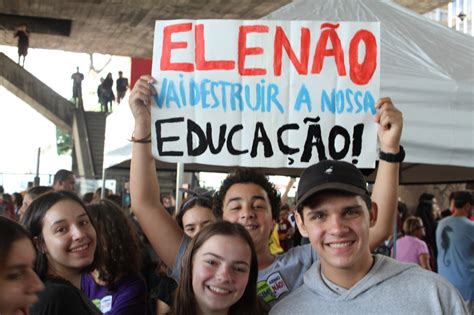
top-left (270, 160), bottom-right (468, 314)
top-left (129, 76), bottom-right (403, 309)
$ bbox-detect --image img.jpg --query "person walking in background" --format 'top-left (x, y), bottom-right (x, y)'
top-left (102, 73), bottom-right (115, 112)
top-left (14, 23), bottom-right (29, 67)
top-left (116, 71), bottom-right (129, 104)
top-left (97, 77), bottom-right (108, 112)
top-left (71, 67), bottom-right (84, 106)
top-left (394, 216), bottom-right (431, 270)
top-left (436, 191), bottom-right (474, 314)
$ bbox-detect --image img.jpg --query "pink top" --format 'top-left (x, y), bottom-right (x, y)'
top-left (394, 235), bottom-right (429, 265)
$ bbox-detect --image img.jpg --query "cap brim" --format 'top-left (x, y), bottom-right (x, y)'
top-left (296, 183), bottom-right (369, 207)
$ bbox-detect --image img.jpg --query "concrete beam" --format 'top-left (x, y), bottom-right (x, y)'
top-left (0, 52), bottom-right (73, 133)
top-left (0, 0), bottom-right (450, 58)
top-left (394, 0), bottom-right (451, 14)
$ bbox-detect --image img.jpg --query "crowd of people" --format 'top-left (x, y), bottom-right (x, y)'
top-left (11, 23), bottom-right (129, 113)
top-left (68, 68), bottom-right (130, 112)
top-left (0, 77), bottom-right (472, 315)
top-left (96, 71), bottom-right (129, 112)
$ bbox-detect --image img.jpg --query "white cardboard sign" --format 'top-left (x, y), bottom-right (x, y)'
top-left (151, 20), bottom-right (380, 168)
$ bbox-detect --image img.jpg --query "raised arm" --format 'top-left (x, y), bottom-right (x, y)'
top-left (281, 177), bottom-right (296, 205)
top-left (418, 253), bottom-right (432, 271)
top-left (129, 75), bottom-right (184, 267)
top-left (369, 97), bottom-right (403, 250)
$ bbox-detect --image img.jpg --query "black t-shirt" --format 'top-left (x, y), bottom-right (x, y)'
top-left (15, 30), bottom-right (29, 47)
top-left (150, 275), bottom-right (177, 306)
top-left (116, 78), bottom-right (128, 92)
top-left (30, 277), bottom-right (101, 315)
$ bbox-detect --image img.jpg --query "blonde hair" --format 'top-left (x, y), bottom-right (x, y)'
top-left (403, 216), bottom-right (423, 236)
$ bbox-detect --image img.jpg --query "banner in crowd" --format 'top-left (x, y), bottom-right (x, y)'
top-left (151, 20), bottom-right (380, 168)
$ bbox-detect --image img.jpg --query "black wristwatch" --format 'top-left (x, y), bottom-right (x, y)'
top-left (379, 145), bottom-right (405, 163)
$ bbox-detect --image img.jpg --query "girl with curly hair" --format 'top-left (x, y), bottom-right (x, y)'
top-left (82, 199), bottom-right (147, 314)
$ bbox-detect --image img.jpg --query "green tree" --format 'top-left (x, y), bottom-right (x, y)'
top-left (56, 127), bottom-right (72, 155)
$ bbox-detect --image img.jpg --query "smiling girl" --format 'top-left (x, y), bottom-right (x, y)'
top-left (174, 221), bottom-right (262, 315)
top-left (22, 191), bottom-right (102, 315)
top-left (0, 216), bottom-right (44, 315)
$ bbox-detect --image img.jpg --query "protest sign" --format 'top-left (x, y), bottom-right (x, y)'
top-left (151, 20), bottom-right (380, 168)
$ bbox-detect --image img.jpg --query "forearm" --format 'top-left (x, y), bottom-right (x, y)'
top-left (369, 97), bottom-right (402, 251)
top-left (129, 83), bottom-right (184, 267)
top-left (130, 120), bottom-right (159, 210)
top-left (369, 159), bottom-right (399, 250)
top-left (419, 253), bottom-right (432, 271)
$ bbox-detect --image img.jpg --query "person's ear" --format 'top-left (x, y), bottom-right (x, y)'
top-left (295, 211), bottom-right (309, 238)
top-left (369, 202), bottom-right (378, 228)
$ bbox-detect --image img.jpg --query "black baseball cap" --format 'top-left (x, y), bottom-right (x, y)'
top-left (296, 160), bottom-right (370, 207)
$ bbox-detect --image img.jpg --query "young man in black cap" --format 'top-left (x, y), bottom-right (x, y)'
top-left (270, 161), bottom-right (468, 314)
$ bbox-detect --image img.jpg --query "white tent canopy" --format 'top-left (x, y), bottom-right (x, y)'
top-left (265, 0), bottom-right (474, 169)
top-left (103, 0), bottom-right (474, 184)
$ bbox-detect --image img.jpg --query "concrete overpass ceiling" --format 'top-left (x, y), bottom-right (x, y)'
top-left (0, 0), bottom-right (451, 58)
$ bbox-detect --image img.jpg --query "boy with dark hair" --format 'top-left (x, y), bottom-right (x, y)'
top-left (270, 161), bottom-right (468, 314)
top-left (213, 168), bottom-right (281, 220)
